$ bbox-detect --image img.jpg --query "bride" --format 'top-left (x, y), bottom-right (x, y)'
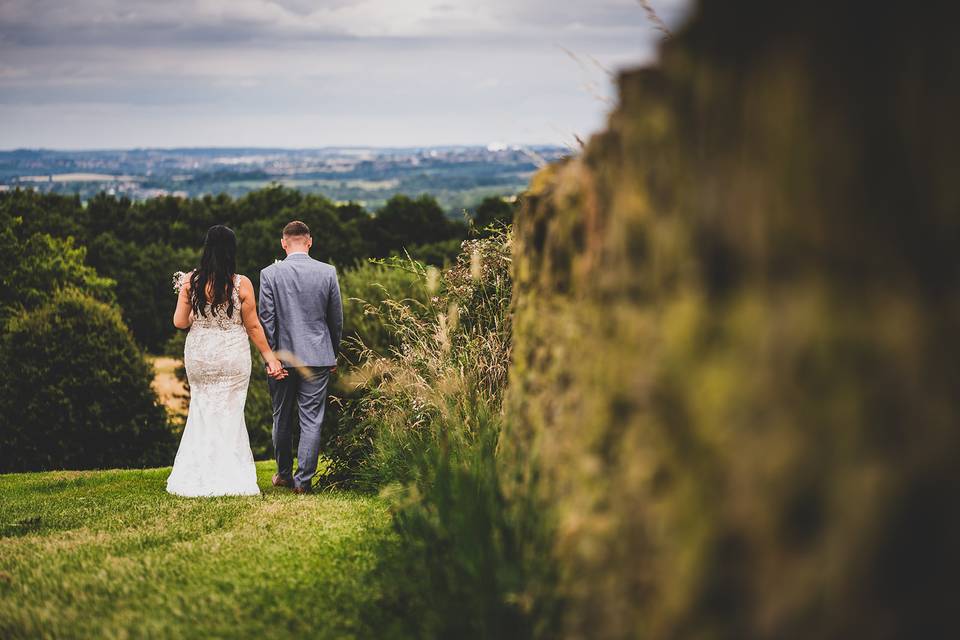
top-left (167, 225), bottom-right (286, 497)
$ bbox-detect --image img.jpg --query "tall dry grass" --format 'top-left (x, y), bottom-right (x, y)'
top-left (342, 233), bottom-right (513, 487)
top-left (337, 229), bottom-right (557, 638)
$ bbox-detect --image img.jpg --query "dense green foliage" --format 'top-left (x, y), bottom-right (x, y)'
top-left (472, 195), bottom-right (516, 233)
top-left (315, 261), bottom-right (433, 483)
top-left (0, 184), bottom-right (506, 473)
top-left (0, 463), bottom-right (395, 639)
top-left (338, 260), bottom-right (431, 364)
top-left (0, 202), bottom-right (172, 473)
top-left (0, 289), bottom-right (174, 472)
top-left (0, 187), bottom-right (470, 351)
top-left (327, 235), bottom-right (512, 487)
top-left (327, 231), bottom-right (555, 637)
top-left (363, 194), bottom-right (463, 260)
top-left (0, 207), bottom-right (113, 323)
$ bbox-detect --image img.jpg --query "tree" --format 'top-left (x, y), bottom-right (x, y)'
top-left (85, 233), bottom-right (197, 352)
top-left (0, 187), bottom-right (473, 353)
top-left (0, 188), bottom-right (85, 241)
top-left (365, 194), bottom-right (465, 258)
top-left (290, 195), bottom-right (367, 267)
top-left (235, 217), bottom-right (289, 291)
top-left (0, 208), bottom-right (114, 323)
top-left (0, 289), bottom-right (175, 472)
top-left (405, 239), bottom-right (464, 266)
top-left (472, 196), bottom-right (515, 234)
top-left (79, 191), bottom-right (133, 242)
top-left (232, 184), bottom-right (303, 227)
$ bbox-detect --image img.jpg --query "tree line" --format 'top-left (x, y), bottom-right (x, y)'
top-left (1, 186), bottom-right (514, 352)
top-left (0, 186), bottom-right (514, 471)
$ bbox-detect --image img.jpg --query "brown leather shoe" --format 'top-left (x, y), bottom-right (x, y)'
top-left (272, 474), bottom-right (293, 488)
top-left (292, 485), bottom-right (312, 495)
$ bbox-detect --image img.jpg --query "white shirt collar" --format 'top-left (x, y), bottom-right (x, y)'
top-left (286, 251), bottom-right (309, 256)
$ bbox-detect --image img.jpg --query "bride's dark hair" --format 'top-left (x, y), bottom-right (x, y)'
top-left (190, 225), bottom-right (237, 318)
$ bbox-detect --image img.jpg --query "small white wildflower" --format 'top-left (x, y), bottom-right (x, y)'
top-left (436, 312), bottom-right (450, 353)
top-left (447, 302), bottom-right (460, 332)
top-left (470, 250), bottom-right (483, 282)
top-left (426, 266), bottom-right (440, 294)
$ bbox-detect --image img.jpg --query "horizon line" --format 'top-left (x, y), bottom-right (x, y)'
top-left (0, 142), bottom-right (570, 154)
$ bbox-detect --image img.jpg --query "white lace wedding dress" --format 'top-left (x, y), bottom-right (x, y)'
top-left (166, 273), bottom-right (260, 497)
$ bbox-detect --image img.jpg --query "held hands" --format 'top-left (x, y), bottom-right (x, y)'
top-left (265, 356), bottom-right (288, 380)
top-left (262, 356), bottom-right (335, 380)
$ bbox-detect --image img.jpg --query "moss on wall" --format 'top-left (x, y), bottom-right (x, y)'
top-left (505, 2), bottom-right (960, 638)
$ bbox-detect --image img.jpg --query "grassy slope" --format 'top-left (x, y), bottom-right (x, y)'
top-left (0, 462), bottom-right (394, 639)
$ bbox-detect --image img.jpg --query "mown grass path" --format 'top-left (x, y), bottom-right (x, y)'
top-left (0, 462), bottom-right (394, 639)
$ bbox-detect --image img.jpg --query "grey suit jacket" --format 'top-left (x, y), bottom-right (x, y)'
top-left (258, 253), bottom-right (343, 367)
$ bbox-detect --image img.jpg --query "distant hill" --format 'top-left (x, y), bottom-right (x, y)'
top-left (0, 145), bottom-right (569, 212)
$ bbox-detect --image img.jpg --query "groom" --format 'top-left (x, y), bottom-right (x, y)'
top-left (258, 220), bottom-right (343, 494)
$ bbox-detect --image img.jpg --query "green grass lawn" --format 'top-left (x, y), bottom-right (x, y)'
top-left (0, 462), bottom-right (395, 639)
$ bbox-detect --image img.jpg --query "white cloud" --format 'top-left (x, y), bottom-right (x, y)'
top-left (0, 0), bottom-right (694, 148)
top-left (1, 0), bottom-right (690, 43)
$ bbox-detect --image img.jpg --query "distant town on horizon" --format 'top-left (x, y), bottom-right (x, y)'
top-left (0, 144), bottom-right (569, 212)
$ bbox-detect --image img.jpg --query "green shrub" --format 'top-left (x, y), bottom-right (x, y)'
top-left (0, 225), bottom-right (114, 323)
top-left (363, 194), bottom-right (466, 258)
top-left (402, 238), bottom-right (463, 266)
top-left (0, 289), bottom-right (174, 472)
top-left (339, 260), bottom-right (429, 364)
top-left (316, 384), bottom-right (376, 488)
top-left (335, 230), bottom-right (552, 637)
top-left (336, 233), bottom-right (512, 488)
top-left (372, 395), bottom-right (539, 639)
top-left (85, 235), bottom-right (198, 352)
top-left (313, 259), bottom-right (430, 486)
top-left (470, 195), bottom-right (516, 234)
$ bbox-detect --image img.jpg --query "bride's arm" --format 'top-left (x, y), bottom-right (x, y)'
top-left (237, 276), bottom-right (286, 379)
top-left (173, 273), bottom-right (194, 329)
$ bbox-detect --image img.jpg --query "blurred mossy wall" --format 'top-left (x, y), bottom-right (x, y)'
top-left (505, 2), bottom-right (960, 638)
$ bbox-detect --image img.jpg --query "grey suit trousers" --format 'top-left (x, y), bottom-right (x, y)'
top-left (268, 366), bottom-right (330, 490)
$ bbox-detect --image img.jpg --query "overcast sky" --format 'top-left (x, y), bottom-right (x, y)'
top-left (0, 0), bottom-right (691, 150)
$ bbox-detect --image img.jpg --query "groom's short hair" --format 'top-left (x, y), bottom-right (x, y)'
top-left (283, 220), bottom-right (310, 238)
